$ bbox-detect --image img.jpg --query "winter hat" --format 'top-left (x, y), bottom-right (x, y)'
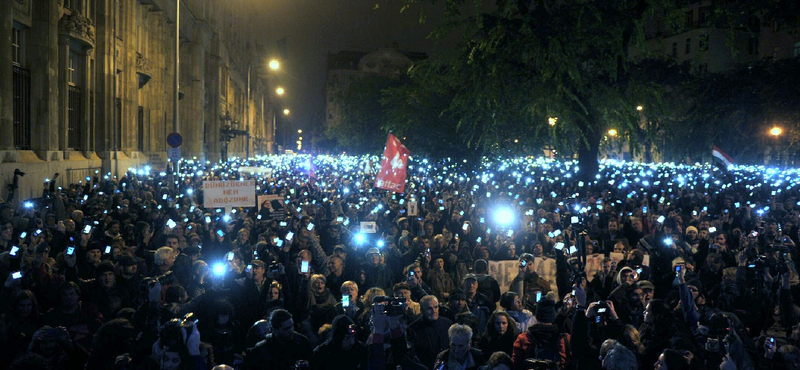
top-left (96, 261), bottom-right (116, 278)
top-left (535, 296), bottom-right (556, 323)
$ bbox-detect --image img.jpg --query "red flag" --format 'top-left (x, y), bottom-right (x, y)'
top-left (375, 134), bottom-right (410, 193)
top-left (711, 145), bottom-right (734, 168)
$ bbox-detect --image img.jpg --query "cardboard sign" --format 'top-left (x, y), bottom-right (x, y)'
top-left (203, 180), bottom-right (256, 208)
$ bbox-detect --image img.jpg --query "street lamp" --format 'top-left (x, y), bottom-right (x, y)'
top-left (607, 129), bottom-right (618, 137)
top-left (268, 60), bottom-right (280, 70)
top-left (548, 117), bottom-right (558, 126)
top-left (297, 129), bottom-right (302, 134)
top-left (284, 109), bottom-right (290, 115)
top-left (770, 126), bottom-right (783, 137)
top-left (636, 105), bottom-right (643, 111)
top-left (276, 87), bottom-right (285, 95)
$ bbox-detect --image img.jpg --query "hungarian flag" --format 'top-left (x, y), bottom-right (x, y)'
top-left (375, 134), bottom-right (410, 193)
top-left (711, 145), bottom-right (734, 168)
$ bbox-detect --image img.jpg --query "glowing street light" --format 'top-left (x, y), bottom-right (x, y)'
top-left (608, 129), bottom-right (618, 137)
top-left (636, 105), bottom-right (643, 111)
top-left (268, 59), bottom-right (280, 70)
top-left (276, 87), bottom-right (285, 95)
top-left (298, 129), bottom-right (303, 134)
top-left (283, 109), bottom-right (290, 115)
top-left (548, 117), bottom-right (558, 126)
top-left (770, 126), bottom-right (783, 137)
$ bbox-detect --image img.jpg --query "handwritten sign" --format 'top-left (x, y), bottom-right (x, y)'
top-left (203, 180), bottom-right (256, 208)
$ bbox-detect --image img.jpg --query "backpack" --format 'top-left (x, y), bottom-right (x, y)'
top-left (523, 331), bottom-right (571, 370)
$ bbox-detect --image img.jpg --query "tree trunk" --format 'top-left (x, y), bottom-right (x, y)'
top-left (577, 127), bottom-right (601, 182)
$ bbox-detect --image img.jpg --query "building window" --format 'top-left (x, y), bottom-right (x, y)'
top-left (672, 42), bottom-right (677, 58)
top-left (685, 10), bottom-right (693, 27)
top-left (68, 53), bottom-right (77, 85)
top-left (748, 37), bottom-right (759, 55)
top-left (12, 28), bottom-right (22, 66)
top-left (685, 38), bottom-right (691, 55)
top-left (793, 42), bottom-right (800, 57)
top-left (699, 35), bottom-right (709, 51)
top-left (64, 0), bottom-right (75, 10)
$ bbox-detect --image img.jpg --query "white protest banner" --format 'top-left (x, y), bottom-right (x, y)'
top-left (584, 252), bottom-right (649, 282)
top-left (203, 180), bottom-right (257, 208)
top-left (238, 166), bottom-right (273, 177)
top-left (488, 253), bottom-right (650, 297)
top-left (489, 257), bottom-right (558, 297)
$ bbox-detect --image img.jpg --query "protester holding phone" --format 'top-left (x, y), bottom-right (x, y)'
top-left (509, 253), bottom-right (552, 312)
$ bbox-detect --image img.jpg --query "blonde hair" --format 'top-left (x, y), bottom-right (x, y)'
top-left (361, 287), bottom-right (385, 307)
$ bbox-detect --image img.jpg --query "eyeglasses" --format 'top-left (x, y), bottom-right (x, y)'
top-left (688, 287), bottom-right (698, 292)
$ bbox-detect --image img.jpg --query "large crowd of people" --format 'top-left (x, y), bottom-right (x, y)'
top-left (0, 154), bottom-right (798, 370)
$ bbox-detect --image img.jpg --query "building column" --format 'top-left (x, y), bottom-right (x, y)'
top-left (30, 0), bottom-right (60, 155)
top-left (0, 0), bottom-right (14, 150)
top-left (57, 34), bottom-right (69, 150)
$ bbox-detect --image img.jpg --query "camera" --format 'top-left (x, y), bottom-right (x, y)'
top-left (372, 295), bottom-right (406, 316)
top-left (526, 359), bottom-right (558, 370)
top-left (143, 271), bottom-right (175, 289)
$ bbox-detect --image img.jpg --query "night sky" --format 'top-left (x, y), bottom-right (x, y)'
top-left (240, 0), bottom-right (452, 137)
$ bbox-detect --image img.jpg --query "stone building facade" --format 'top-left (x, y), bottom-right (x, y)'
top-left (0, 0), bottom-right (278, 201)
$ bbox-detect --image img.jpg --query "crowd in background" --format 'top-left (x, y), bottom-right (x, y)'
top-left (0, 154), bottom-right (798, 370)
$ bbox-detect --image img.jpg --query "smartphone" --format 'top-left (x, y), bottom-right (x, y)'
top-left (342, 295), bottom-right (350, 308)
top-left (709, 227), bottom-right (717, 233)
top-left (597, 307), bottom-right (607, 313)
top-left (555, 242), bottom-right (565, 251)
top-left (104, 246), bottom-right (112, 254)
top-left (67, 246), bottom-right (75, 255)
top-left (307, 223), bottom-right (314, 231)
top-left (11, 271), bottom-right (22, 280)
top-left (166, 219), bottom-right (177, 229)
top-left (569, 246), bottom-right (578, 254)
top-left (246, 264), bottom-right (253, 273)
top-left (205, 216), bottom-right (211, 224)
top-left (439, 206), bottom-right (445, 211)
top-left (217, 230), bottom-right (225, 237)
top-left (83, 225), bottom-right (92, 234)
top-left (162, 194), bottom-right (168, 200)
top-left (301, 260), bottom-right (309, 273)
top-left (19, 232), bottom-right (27, 239)
top-left (276, 239), bottom-right (284, 247)
top-left (286, 231), bottom-right (294, 241)
top-left (409, 271), bottom-right (415, 276)
top-left (33, 229), bottom-right (42, 237)
top-left (10, 246), bottom-right (20, 256)
top-left (480, 217), bottom-right (485, 224)
top-left (734, 202), bottom-right (740, 208)
top-left (507, 230), bottom-right (514, 237)
top-left (536, 291), bottom-right (542, 302)
top-left (257, 214), bottom-right (263, 220)
top-left (572, 289), bottom-right (576, 296)
top-left (675, 265), bottom-right (682, 273)
top-left (336, 217), bottom-right (344, 222)
top-left (768, 337), bottom-right (775, 348)
top-left (462, 223), bottom-right (469, 231)
top-left (279, 221), bottom-right (288, 227)
top-left (643, 206), bottom-right (648, 213)
top-left (636, 268), bottom-right (643, 274)
top-left (571, 216), bottom-right (579, 224)
top-left (227, 252), bottom-right (235, 261)
top-left (657, 215), bottom-right (665, 224)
